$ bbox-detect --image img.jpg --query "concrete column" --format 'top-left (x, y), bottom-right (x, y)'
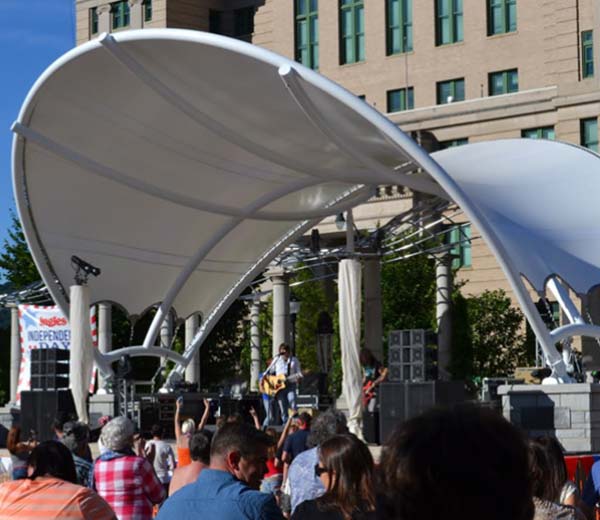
top-left (270, 270), bottom-right (290, 358)
top-left (9, 305), bottom-right (20, 404)
top-left (159, 311), bottom-right (173, 348)
top-left (250, 301), bottom-right (261, 391)
top-left (345, 209), bottom-right (355, 253)
top-left (436, 254), bottom-right (453, 380)
top-left (159, 311), bottom-right (173, 370)
top-left (363, 257), bottom-right (383, 363)
top-left (184, 314), bottom-right (201, 387)
top-left (129, 0), bottom-right (143, 29)
top-left (97, 4), bottom-right (111, 33)
top-left (98, 303), bottom-right (112, 393)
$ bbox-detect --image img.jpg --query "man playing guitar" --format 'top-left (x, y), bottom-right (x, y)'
top-left (260, 343), bottom-right (302, 424)
top-left (360, 348), bottom-right (388, 412)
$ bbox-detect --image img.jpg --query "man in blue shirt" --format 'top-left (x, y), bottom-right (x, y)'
top-left (157, 423), bottom-right (284, 520)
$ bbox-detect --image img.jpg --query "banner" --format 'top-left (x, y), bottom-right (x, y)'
top-left (17, 305), bottom-right (97, 405)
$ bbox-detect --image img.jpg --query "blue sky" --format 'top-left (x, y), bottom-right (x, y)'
top-left (0, 0), bottom-right (75, 280)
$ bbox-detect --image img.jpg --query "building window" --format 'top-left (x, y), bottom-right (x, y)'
top-left (111, 0), bottom-right (130, 30)
top-left (209, 10), bottom-right (223, 34)
top-left (234, 7), bottom-right (255, 37)
top-left (387, 87), bottom-right (414, 112)
top-left (489, 68), bottom-right (518, 95)
top-left (521, 127), bottom-right (555, 140)
top-left (143, 0), bottom-right (152, 22)
top-left (386, 0), bottom-right (412, 55)
top-left (439, 138), bottom-right (468, 149)
top-left (435, 0), bottom-right (463, 46)
top-left (90, 7), bottom-right (99, 35)
top-left (447, 223), bottom-right (472, 269)
top-left (340, 0), bottom-right (365, 65)
top-left (487, 0), bottom-right (516, 36)
top-left (436, 78), bottom-right (465, 104)
top-left (582, 30), bottom-right (594, 79)
top-left (295, 0), bottom-right (319, 70)
top-left (581, 118), bottom-right (598, 152)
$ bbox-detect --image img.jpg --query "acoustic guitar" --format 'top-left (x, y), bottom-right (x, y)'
top-left (260, 374), bottom-right (286, 397)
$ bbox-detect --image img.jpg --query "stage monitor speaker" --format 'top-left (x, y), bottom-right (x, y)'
top-left (379, 381), bottom-right (466, 444)
top-left (299, 373), bottom-right (328, 395)
top-left (363, 411), bottom-right (379, 444)
top-left (20, 390), bottom-right (77, 442)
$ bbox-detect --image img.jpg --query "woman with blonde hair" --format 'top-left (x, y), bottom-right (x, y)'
top-left (291, 433), bottom-right (376, 520)
top-left (174, 397), bottom-right (209, 467)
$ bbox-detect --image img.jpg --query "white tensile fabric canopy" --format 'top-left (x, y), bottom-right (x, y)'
top-left (11, 29), bottom-right (600, 384)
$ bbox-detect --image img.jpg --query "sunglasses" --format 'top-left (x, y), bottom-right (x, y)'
top-left (314, 464), bottom-right (328, 477)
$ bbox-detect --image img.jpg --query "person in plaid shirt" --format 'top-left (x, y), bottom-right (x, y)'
top-left (93, 417), bottom-right (165, 520)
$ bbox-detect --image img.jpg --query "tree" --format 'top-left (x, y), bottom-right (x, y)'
top-left (381, 254), bottom-right (437, 349)
top-left (451, 289), bottom-right (530, 386)
top-left (0, 211), bottom-right (41, 288)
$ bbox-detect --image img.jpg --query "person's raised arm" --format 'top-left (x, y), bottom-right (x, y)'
top-left (198, 398), bottom-right (211, 431)
top-left (174, 397), bottom-right (183, 444)
top-left (249, 406), bottom-right (261, 430)
top-left (277, 416), bottom-right (294, 451)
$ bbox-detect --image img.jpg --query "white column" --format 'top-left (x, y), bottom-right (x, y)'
top-left (9, 304), bottom-right (20, 404)
top-left (363, 257), bottom-right (383, 363)
top-left (185, 314), bottom-right (201, 387)
top-left (436, 254), bottom-right (453, 380)
top-left (98, 303), bottom-right (112, 393)
top-left (250, 301), bottom-right (261, 391)
top-left (97, 3), bottom-right (111, 33)
top-left (345, 209), bottom-right (355, 253)
top-left (270, 270), bottom-right (290, 358)
top-left (129, 0), bottom-right (143, 29)
top-left (159, 311), bottom-right (173, 369)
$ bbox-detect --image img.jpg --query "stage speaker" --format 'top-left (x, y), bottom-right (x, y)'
top-left (363, 411), bottom-right (379, 444)
top-left (299, 373), bottom-right (328, 395)
top-left (379, 381), bottom-right (466, 443)
top-left (21, 390), bottom-right (77, 442)
top-left (30, 349), bottom-right (70, 391)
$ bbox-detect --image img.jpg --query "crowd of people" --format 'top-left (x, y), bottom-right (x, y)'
top-left (0, 401), bottom-right (596, 520)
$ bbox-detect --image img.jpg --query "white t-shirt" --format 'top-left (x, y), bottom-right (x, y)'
top-left (273, 356), bottom-right (302, 383)
top-left (145, 439), bottom-right (175, 484)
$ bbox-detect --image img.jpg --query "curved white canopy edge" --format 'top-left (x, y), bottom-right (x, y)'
top-left (12, 29), bottom-right (600, 382)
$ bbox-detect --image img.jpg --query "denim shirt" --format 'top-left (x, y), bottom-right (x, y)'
top-left (156, 468), bottom-right (284, 520)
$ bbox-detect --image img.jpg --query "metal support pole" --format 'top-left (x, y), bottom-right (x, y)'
top-left (250, 301), bottom-right (261, 392)
top-left (270, 270), bottom-right (290, 358)
top-left (436, 254), bottom-right (453, 380)
top-left (9, 304), bottom-right (20, 404)
top-left (98, 303), bottom-right (112, 393)
top-left (185, 314), bottom-right (201, 387)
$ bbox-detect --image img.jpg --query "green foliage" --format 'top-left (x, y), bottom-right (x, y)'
top-left (451, 289), bottom-right (529, 386)
top-left (381, 254), bottom-right (437, 353)
top-left (292, 267), bottom-right (330, 374)
top-left (199, 298), bottom-right (249, 388)
top-left (0, 211), bottom-right (41, 288)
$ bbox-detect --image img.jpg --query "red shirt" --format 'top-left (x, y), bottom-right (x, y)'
top-left (94, 455), bottom-right (165, 520)
top-left (264, 458), bottom-right (283, 478)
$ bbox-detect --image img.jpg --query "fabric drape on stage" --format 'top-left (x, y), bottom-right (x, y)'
top-left (69, 285), bottom-right (94, 424)
top-left (338, 259), bottom-right (363, 438)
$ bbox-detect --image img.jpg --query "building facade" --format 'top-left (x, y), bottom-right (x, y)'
top-left (75, 0), bottom-right (600, 368)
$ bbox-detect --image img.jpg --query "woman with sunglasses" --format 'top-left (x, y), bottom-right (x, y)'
top-left (291, 433), bottom-right (377, 520)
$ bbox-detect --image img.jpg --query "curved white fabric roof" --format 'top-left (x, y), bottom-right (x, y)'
top-left (12, 29), bottom-right (600, 381)
top-left (432, 140), bottom-right (600, 295)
